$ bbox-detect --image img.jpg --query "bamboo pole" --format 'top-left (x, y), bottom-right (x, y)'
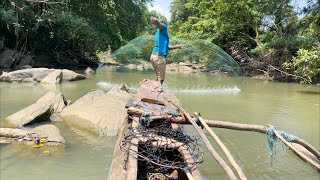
top-left (194, 113), bottom-right (247, 180)
top-left (169, 101), bottom-right (238, 180)
top-left (203, 120), bottom-right (320, 160)
top-left (273, 128), bottom-right (320, 171)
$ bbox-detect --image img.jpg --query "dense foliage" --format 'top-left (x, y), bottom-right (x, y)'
top-left (170, 0), bottom-right (320, 83)
top-left (283, 47), bottom-right (320, 83)
top-left (0, 0), bottom-right (151, 66)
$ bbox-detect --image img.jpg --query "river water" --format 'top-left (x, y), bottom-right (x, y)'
top-left (0, 66), bottom-right (319, 180)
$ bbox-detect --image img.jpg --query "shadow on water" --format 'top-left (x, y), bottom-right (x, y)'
top-left (296, 90), bottom-right (320, 95)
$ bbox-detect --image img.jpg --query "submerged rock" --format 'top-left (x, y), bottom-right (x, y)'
top-left (84, 67), bottom-right (95, 74)
top-left (60, 85), bottom-right (132, 137)
top-left (0, 68), bottom-right (86, 83)
top-left (6, 91), bottom-right (68, 127)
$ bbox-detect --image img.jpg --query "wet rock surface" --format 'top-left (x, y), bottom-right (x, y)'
top-left (60, 85), bottom-right (132, 137)
top-left (6, 91), bottom-right (68, 127)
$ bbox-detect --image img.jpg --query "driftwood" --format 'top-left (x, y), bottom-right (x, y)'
top-left (169, 101), bottom-right (238, 180)
top-left (194, 113), bottom-right (247, 180)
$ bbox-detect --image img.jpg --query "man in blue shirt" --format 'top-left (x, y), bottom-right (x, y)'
top-left (150, 16), bottom-right (182, 84)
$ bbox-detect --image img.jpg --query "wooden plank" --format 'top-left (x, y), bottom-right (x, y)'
top-left (107, 119), bottom-right (130, 180)
top-left (125, 119), bottom-right (139, 180)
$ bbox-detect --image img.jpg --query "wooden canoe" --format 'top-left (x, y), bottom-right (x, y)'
top-left (108, 79), bottom-right (202, 180)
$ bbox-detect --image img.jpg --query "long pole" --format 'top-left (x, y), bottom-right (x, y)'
top-left (273, 129), bottom-right (320, 171)
top-left (194, 112), bottom-right (247, 180)
top-left (169, 101), bottom-right (238, 180)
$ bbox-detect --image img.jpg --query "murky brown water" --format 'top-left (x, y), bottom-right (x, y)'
top-left (0, 66), bottom-right (319, 180)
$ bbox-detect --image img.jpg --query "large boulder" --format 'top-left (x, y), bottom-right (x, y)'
top-left (0, 49), bottom-right (15, 68)
top-left (6, 91), bottom-right (68, 127)
top-left (0, 68), bottom-right (86, 83)
top-left (60, 85), bottom-right (132, 137)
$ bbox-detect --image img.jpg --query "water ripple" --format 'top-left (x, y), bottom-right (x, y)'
top-left (97, 81), bottom-right (241, 95)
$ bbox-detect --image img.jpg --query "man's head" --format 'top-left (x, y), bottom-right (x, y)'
top-left (161, 20), bottom-right (167, 25)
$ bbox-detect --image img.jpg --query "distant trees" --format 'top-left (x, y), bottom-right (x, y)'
top-left (0, 0), bottom-right (152, 66)
top-left (170, 0), bottom-right (320, 83)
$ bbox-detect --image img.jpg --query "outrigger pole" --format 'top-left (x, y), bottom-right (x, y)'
top-left (169, 100), bottom-right (239, 180)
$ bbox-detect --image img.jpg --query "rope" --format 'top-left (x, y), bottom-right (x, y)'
top-left (140, 111), bottom-right (152, 127)
top-left (267, 125), bottom-right (297, 160)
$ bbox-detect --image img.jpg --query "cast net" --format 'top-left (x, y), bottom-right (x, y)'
top-left (120, 122), bottom-right (203, 179)
top-left (110, 35), bottom-right (242, 76)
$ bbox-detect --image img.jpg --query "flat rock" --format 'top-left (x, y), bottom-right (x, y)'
top-left (6, 91), bottom-right (68, 127)
top-left (0, 128), bottom-right (31, 138)
top-left (0, 126), bottom-right (65, 145)
top-left (0, 68), bottom-right (86, 83)
top-left (60, 85), bottom-right (132, 137)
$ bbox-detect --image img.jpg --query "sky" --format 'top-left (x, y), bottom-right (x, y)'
top-left (148, 0), bottom-right (173, 20)
top-left (147, 0), bottom-right (311, 21)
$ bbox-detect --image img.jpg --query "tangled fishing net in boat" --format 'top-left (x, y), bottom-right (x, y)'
top-left (110, 35), bottom-right (242, 76)
top-left (121, 122), bottom-right (203, 179)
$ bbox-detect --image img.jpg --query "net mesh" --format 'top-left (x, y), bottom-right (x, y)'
top-left (120, 122), bottom-right (203, 179)
top-left (110, 35), bottom-right (242, 76)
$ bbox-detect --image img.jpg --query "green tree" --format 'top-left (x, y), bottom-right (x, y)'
top-left (0, 0), bottom-right (152, 66)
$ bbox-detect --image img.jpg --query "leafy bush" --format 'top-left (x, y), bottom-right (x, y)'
top-left (283, 47), bottom-right (320, 83)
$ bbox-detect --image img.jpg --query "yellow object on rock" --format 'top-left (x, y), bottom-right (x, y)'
top-left (32, 144), bottom-right (44, 148)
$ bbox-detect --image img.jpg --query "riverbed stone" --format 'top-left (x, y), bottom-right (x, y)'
top-left (33, 124), bottom-right (65, 144)
top-left (0, 68), bottom-right (86, 83)
top-left (60, 85), bottom-right (132, 137)
top-left (84, 67), bottom-right (95, 74)
top-left (0, 128), bottom-right (31, 138)
top-left (0, 49), bottom-right (15, 68)
top-left (41, 70), bottom-right (63, 84)
top-left (126, 64), bottom-right (136, 70)
top-left (0, 126), bottom-right (65, 145)
top-left (6, 91), bottom-right (68, 127)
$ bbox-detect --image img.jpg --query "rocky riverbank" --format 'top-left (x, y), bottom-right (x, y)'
top-left (0, 85), bottom-right (132, 151)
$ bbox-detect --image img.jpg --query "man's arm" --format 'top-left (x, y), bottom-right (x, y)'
top-left (169, 45), bottom-right (183, 50)
top-left (150, 16), bottom-right (163, 30)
